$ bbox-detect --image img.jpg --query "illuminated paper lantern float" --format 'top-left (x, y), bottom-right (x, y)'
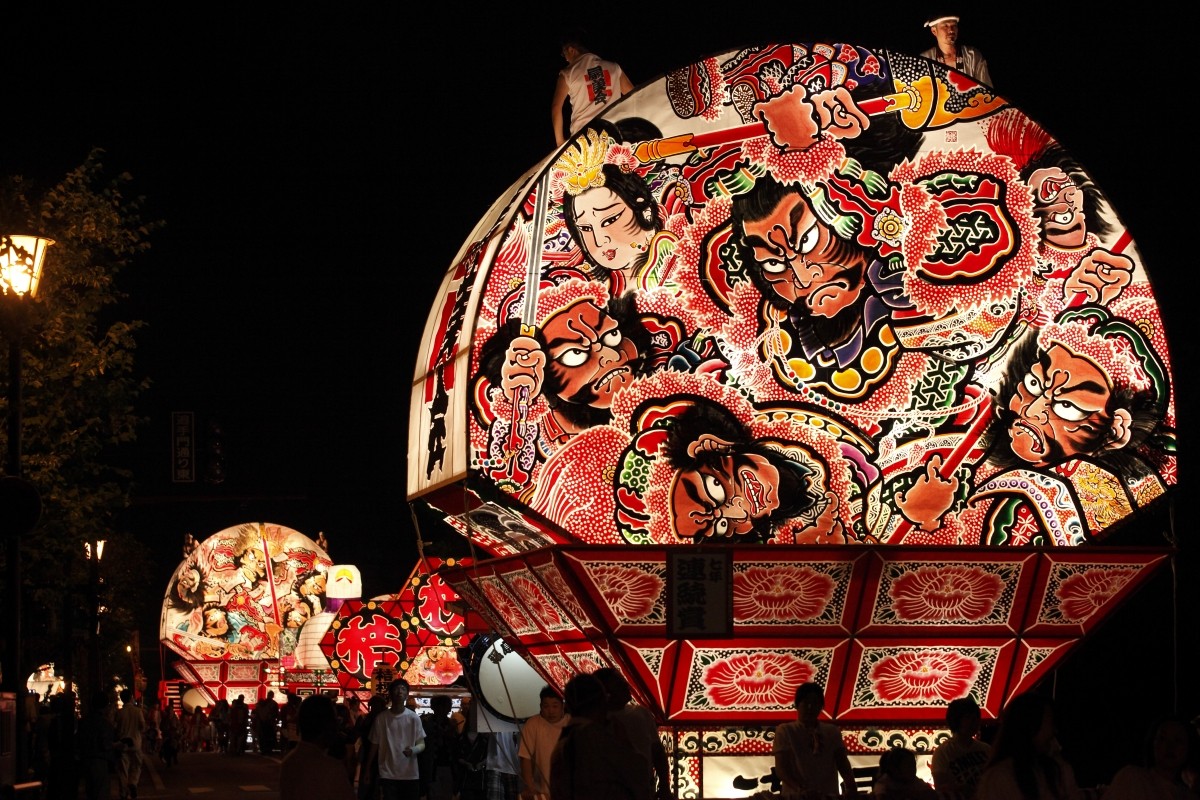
top-left (325, 563), bottom-right (363, 609)
top-left (294, 613), bottom-right (334, 670)
top-left (159, 522), bottom-right (332, 701)
top-left (288, 563), bottom-right (362, 683)
top-left (27, 664), bottom-right (65, 699)
top-left (394, 557), bottom-right (471, 686)
top-left (408, 38), bottom-right (1179, 789)
top-left (320, 558), bottom-right (472, 693)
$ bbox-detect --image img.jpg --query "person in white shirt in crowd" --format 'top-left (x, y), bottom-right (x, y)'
top-left (519, 685), bottom-right (570, 800)
top-left (930, 696), bottom-right (992, 799)
top-left (367, 680), bottom-right (426, 800)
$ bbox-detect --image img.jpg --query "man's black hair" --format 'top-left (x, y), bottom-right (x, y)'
top-left (945, 696), bottom-right (981, 730)
top-left (558, 27), bottom-right (590, 51)
top-left (298, 693), bottom-right (337, 742)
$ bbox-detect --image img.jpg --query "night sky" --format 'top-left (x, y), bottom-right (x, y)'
top-left (5, 4), bottom-right (1195, 777)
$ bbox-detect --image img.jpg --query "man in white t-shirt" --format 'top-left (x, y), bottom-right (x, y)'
top-left (551, 29), bottom-right (633, 146)
top-left (930, 696), bottom-right (991, 798)
top-left (518, 685), bottom-right (570, 800)
top-left (773, 682), bottom-right (856, 798)
top-left (920, 14), bottom-right (992, 85)
top-left (367, 680), bottom-right (425, 800)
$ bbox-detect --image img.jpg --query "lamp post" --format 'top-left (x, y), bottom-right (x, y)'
top-left (86, 539), bottom-right (106, 703)
top-left (127, 632), bottom-right (145, 703)
top-left (0, 233), bottom-right (53, 787)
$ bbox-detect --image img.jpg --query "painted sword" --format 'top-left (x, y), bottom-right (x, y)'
top-left (495, 169), bottom-right (552, 493)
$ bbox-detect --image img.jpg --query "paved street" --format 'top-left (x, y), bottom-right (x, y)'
top-left (134, 749), bottom-right (283, 799)
top-left (24, 748), bottom-right (287, 800)
top-left (133, 748), bottom-right (283, 800)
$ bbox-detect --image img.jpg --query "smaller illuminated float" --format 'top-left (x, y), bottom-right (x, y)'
top-left (159, 522), bottom-right (332, 705)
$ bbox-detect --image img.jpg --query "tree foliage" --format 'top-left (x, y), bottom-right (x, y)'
top-left (1, 148), bottom-right (160, 686)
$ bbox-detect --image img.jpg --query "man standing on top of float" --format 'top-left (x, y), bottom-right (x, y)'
top-left (551, 28), bottom-right (634, 146)
top-left (921, 13), bottom-right (992, 84)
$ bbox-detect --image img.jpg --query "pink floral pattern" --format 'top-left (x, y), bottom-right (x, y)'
top-left (507, 573), bottom-right (565, 630)
top-left (479, 578), bottom-right (531, 633)
top-left (734, 565), bottom-right (835, 621)
top-left (702, 652), bottom-right (814, 707)
top-left (590, 564), bottom-right (665, 621)
top-left (868, 649), bottom-right (979, 703)
top-left (888, 565), bottom-right (1004, 622)
top-left (1055, 567), bottom-right (1137, 622)
top-left (537, 565), bottom-right (590, 622)
top-left (540, 656), bottom-right (574, 687)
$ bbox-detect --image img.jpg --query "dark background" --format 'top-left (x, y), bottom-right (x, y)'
top-left (4, 4), bottom-right (1193, 785)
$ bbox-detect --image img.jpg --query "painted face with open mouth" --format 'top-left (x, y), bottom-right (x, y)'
top-left (669, 452), bottom-right (782, 541)
top-left (203, 609), bottom-right (229, 638)
top-left (1007, 343), bottom-right (1116, 466)
top-left (542, 298), bottom-right (638, 409)
top-left (1029, 167), bottom-right (1087, 249)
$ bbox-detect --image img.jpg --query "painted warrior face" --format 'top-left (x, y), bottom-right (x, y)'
top-left (177, 567), bottom-right (201, 596)
top-left (204, 609), bottom-right (229, 637)
top-left (1029, 167), bottom-right (1087, 249)
top-left (300, 572), bottom-right (326, 597)
top-left (1007, 343), bottom-right (1118, 465)
top-left (542, 299), bottom-right (637, 409)
top-left (286, 601), bottom-right (310, 628)
top-left (739, 191), bottom-right (867, 319)
top-left (669, 452), bottom-right (782, 541)
top-left (238, 547), bottom-right (266, 580)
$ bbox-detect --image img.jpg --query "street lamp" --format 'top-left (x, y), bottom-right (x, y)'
top-left (0, 233), bottom-right (53, 787)
top-left (0, 234), bottom-right (53, 478)
top-left (126, 632), bottom-right (145, 703)
top-left (86, 539), bottom-right (106, 703)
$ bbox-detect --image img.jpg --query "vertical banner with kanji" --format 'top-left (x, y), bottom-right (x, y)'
top-left (667, 550), bottom-right (732, 638)
top-left (172, 411), bottom-right (195, 483)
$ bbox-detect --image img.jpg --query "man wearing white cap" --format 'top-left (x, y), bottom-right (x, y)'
top-left (922, 14), bottom-right (992, 85)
